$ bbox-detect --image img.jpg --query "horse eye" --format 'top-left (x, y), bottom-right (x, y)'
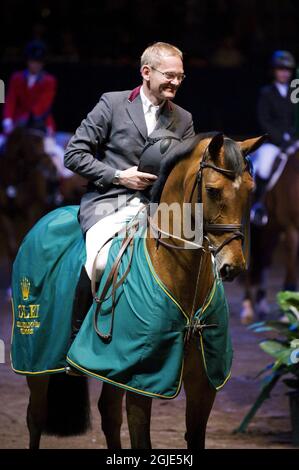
top-left (206, 187), bottom-right (221, 199)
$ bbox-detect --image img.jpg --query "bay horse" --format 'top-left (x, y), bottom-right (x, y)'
top-left (23, 133), bottom-right (265, 449)
top-left (0, 127), bottom-right (59, 264)
top-left (240, 149), bottom-right (299, 324)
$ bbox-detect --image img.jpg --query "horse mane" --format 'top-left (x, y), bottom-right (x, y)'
top-left (150, 132), bottom-right (244, 203)
top-left (223, 137), bottom-right (244, 176)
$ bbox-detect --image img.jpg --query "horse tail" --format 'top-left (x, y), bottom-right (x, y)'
top-left (44, 373), bottom-right (91, 436)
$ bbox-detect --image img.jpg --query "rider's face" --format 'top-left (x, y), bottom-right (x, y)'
top-left (141, 55), bottom-right (184, 105)
top-left (274, 67), bottom-right (293, 84)
top-left (27, 60), bottom-right (44, 75)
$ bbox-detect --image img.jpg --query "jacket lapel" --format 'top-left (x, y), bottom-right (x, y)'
top-left (126, 86), bottom-right (176, 139)
top-left (126, 89), bottom-right (148, 140)
top-left (155, 101), bottom-right (175, 131)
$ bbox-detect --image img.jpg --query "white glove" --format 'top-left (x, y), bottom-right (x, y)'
top-left (2, 118), bottom-right (13, 134)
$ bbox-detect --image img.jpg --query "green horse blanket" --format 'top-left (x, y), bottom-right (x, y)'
top-left (11, 206), bottom-right (86, 375)
top-left (11, 206), bottom-right (233, 398)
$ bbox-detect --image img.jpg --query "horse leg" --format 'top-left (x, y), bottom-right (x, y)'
top-left (98, 383), bottom-right (124, 449)
top-left (26, 375), bottom-right (49, 449)
top-left (255, 223), bottom-right (279, 319)
top-left (283, 227), bottom-right (298, 291)
top-left (126, 392), bottom-right (152, 449)
top-left (240, 272), bottom-right (255, 325)
top-left (240, 224), bottom-right (269, 325)
top-left (183, 340), bottom-right (216, 450)
top-left (255, 268), bottom-right (271, 319)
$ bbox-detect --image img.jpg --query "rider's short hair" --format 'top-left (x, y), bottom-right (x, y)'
top-left (140, 42), bottom-right (183, 69)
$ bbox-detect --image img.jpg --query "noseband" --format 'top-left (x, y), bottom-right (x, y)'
top-left (149, 142), bottom-right (251, 256)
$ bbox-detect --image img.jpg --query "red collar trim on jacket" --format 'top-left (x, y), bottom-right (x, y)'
top-left (128, 85), bottom-right (173, 111)
top-left (128, 85), bottom-right (142, 102)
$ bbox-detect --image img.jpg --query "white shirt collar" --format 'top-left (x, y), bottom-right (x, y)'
top-left (274, 82), bottom-right (288, 98)
top-left (140, 86), bottom-right (164, 113)
top-left (27, 73), bottom-right (38, 88)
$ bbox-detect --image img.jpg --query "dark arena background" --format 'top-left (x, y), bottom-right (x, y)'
top-left (1, 0), bottom-right (299, 456)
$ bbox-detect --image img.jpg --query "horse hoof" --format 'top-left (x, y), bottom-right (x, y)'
top-left (240, 300), bottom-right (254, 325)
top-left (256, 298), bottom-right (270, 320)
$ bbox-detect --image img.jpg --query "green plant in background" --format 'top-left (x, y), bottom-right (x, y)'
top-left (235, 291), bottom-right (299, 438)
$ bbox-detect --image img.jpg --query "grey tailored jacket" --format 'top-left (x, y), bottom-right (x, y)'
top-left (64, 85), bottom-right (195, 233)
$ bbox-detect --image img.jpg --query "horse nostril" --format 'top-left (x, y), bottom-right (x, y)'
top-left (220, 264), bottom-right (236, 281)
top-left (220, 263), bottom-right (244, 281)
top-left (220, 264), bottom-right (230, 277)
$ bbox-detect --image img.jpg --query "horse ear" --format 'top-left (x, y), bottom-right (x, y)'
top-left (208, 133), bottom-right (224, 161)
top-left (239, 135), bottom-right (268, 156)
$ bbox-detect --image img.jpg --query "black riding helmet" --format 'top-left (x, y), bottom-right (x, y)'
top-left (271, 50), bottom-right (296, 69)
top-left (138, 130), bottom-right (182, 176)
top-left (138, 129), bottom-right (199, 202)
top-left (25, 40), bottom-right (47, 62)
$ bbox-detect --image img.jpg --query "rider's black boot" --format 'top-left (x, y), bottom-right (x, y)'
top-left (70, 266), bottom-right (93, 343)
top-left (250, 175), bottom-right (269, 226)
top-left (66, 266), bottom-right (93, 376)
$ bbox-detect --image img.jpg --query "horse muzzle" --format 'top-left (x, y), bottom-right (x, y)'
top-left (219, 263), bottom-right (244, 282)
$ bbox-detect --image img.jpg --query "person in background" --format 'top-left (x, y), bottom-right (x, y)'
top-left (2, 40), bottom-right (57, 136)
top-left (2, 41), bottom-right (73, 180)
top-left (251, 50), bottom-right (298, 226)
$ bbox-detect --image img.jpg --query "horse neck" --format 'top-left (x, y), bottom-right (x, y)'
top-left (146, 155), bottom-right (215, 318)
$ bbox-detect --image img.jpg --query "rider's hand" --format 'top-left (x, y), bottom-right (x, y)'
top-left (119, 166), bottom-right (158, 190)
top-left (2, 118), bottom-right (13, 135)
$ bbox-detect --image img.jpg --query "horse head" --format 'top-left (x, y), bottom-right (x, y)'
top-left (189, 133), bottom-right (266, 281)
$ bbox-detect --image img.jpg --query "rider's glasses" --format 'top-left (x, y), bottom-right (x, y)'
top-left (150, 67), bottom-right (186, 82)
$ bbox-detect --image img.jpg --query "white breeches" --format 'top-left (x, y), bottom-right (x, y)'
top-left (250, 143), bottom-right (280, 179)
top-left (84, 197), bottom-right (145, 280)
top-left (44, 136), bottom-right (74, 179)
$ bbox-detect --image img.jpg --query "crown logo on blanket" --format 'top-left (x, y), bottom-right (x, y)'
top-left (21, 277), bottom-right (30, 301)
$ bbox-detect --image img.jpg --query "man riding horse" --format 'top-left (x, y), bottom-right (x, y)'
top-left (251, 50), bottom-right (299, 226)
top-left (64, 42), bottom-right (195, 353)
top-left (11, 41), bottom-right (266, 446)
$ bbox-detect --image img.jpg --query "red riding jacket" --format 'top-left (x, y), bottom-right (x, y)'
top-left (3, 70), bottom-right (57, 132)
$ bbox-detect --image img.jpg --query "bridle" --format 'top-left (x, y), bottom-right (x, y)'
top-left (148, 142), bottom-right (251, 257)
top-left (147, 140), bottom-right (252, 344)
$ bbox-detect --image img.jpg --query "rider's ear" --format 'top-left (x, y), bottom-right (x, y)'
top-left (208, 133), bottom-right (224, 161)
top-left (239, 135), bottom-right (268, 156)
